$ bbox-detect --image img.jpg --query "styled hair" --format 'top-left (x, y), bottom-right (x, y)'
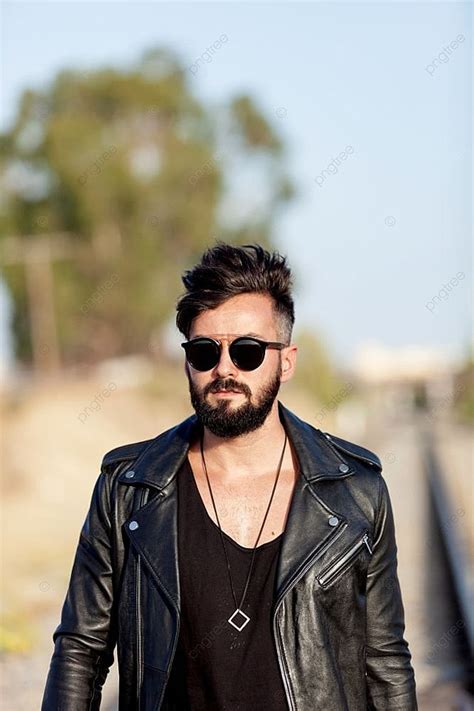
top-left (176, 241), bottom-right (295, 343)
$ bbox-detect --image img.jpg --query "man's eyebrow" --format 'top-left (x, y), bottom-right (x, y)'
top-left (192, 332), bottom-right (267, 339)
top-left (244, 332), bottom-right (267, 339)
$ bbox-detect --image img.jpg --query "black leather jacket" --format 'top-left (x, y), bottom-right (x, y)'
top-left (42, 400), bottom-right (417, 710)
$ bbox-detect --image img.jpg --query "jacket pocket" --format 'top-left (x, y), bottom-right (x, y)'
top-left (316, 530), bottom-right (373, 589)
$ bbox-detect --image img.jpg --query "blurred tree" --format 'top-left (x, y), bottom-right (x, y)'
top-left (291, 326), bottom-right (349, 410)
top-left (454, 345), bottom-right (474, 424)
top-left (0, 47), bottom-right (294, 367)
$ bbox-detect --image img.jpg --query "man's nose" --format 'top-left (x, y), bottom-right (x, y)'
top-left (213, 342), bottom-right (238, 378)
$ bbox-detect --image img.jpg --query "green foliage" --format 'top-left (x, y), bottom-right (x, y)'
top-left (0, 47), bottom-right (295, 365)
top-left (291, 326), bottom-right (349, 408)
top-left (454, 347), bottom-right (474, 425)
top-left (230, 96), bottom-right (282, 152)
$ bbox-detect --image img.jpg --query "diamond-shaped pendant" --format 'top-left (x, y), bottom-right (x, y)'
top-left (228, 608), bottom-right (250, 631)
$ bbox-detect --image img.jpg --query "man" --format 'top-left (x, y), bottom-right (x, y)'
top-left (42, 242), bottom-right (417, 710)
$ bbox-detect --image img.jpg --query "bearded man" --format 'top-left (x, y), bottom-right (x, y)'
top-left (42, 242), bottom-right (418, 710)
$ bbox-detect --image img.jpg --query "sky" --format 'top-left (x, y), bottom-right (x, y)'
top-left (1, 1), bottom-right (472, 370)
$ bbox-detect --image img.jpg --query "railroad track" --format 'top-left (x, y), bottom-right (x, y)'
top-left (418, 423), bottom-right (474, 709)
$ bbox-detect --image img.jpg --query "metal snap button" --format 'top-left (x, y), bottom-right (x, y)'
top-left (129, 520), bottom-right (139, 531)
top-left (328, 516), bottom-right (339, 527)
top-left (338, 463), bottom-right (349, 473)
top-left (125, 470), bottom-right (135, 478)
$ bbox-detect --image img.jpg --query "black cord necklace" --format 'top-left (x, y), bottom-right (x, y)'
top-left (199, 429), bottom-right (288, 631)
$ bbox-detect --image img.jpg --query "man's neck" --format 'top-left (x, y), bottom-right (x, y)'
top-left (195, 401), bottom-right (289, 477)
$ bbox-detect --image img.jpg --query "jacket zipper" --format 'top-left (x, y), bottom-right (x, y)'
top-left (156, 533), bottom-right (181, 710)
top-left (136, 486), bottom-right (149, 710)
top-left (318, 531), bottom-right (372, 588)
top-left (136, 552), bottom-right (142, 709)
top-left (273, 613), bottom-right (296, 711)
top-left (275, 520), bottom-right (348, 610)
top-left (272, 520), bottom-right (349, 710)
top-left (152, 490), bottom-right (181, 711)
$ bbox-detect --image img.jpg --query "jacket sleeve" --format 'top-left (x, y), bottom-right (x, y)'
top-left (41, 467), bottom-right (117, 710)
top-left (365, 474), bottom-right (418, 710)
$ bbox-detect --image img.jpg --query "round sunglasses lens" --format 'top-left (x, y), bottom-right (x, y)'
top-left (230, 339), bottom-right (265, 370)
top-left (186, 341), bottom-right (219, 370)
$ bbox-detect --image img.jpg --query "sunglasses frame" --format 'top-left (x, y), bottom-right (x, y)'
top-left (181, 335), bottom-right (288, 372)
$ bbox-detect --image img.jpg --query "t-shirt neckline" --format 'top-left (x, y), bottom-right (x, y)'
top-left (184, 455), bottom-right (284, 553)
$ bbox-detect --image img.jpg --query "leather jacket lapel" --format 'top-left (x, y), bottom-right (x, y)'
top-left (273, 470), bottom-right (348, 607)
top-left (271, 403), bottom-right (358, 604)
top-left (116, 415), bottom-right (200, 613)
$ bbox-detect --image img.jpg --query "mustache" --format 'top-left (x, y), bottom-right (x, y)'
top-left (206, 379), bottom-right (249, 395)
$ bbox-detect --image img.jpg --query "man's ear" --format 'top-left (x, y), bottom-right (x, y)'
top-left (280, 344), bottom-right (297, 383)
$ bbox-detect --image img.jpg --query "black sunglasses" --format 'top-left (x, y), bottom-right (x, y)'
top-left (181, 336), bottom-right (288, 372)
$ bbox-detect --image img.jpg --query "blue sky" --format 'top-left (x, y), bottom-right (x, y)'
top-left (1, 1), bottom-right (472, 369)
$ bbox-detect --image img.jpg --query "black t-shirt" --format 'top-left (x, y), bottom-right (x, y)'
top-left (163, 455), bottom-right (289, 710)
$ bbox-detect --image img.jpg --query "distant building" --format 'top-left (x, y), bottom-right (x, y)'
top-left (350, 340), bottom-right (461, 419)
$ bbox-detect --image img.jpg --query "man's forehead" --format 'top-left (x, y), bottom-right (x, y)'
top-left (190, 296), bottom-right (277, 338)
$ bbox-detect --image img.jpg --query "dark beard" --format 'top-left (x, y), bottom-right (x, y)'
top-left (186, 364), bottom-right (282, 438)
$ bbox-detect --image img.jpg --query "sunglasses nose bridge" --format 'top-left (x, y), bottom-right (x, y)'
top-left (213, 339), bottom-right (238, 374)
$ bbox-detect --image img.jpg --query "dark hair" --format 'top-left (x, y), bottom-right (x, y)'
top-left (176, 241), bottom-right (295, 343)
